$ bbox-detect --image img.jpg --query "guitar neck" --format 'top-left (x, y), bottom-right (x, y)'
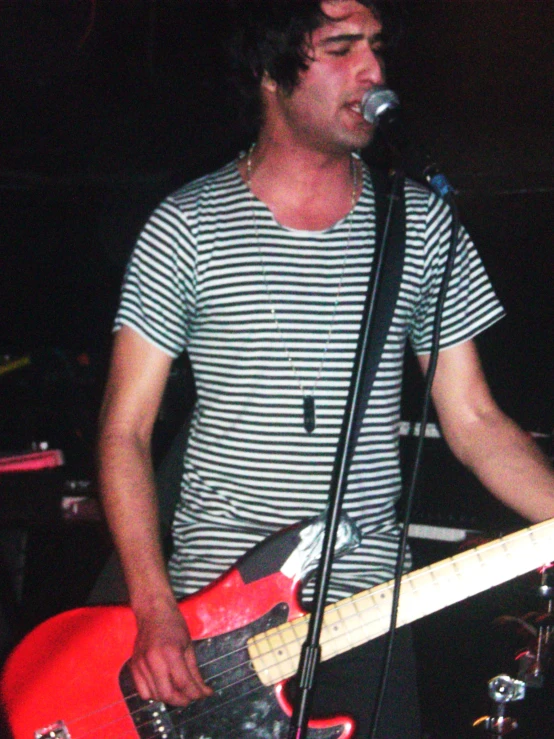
top-left (249, 518), bottom-right (554, 686)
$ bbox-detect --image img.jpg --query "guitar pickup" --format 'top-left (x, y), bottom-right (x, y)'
top-left (35, 721), bottom-right (71, 739)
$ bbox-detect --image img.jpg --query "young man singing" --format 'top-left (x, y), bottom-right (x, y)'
top-left (98, 2), bottom-right (554, 736)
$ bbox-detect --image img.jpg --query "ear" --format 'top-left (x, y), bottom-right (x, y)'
top-left (261, 70), bottom-right (278, 93)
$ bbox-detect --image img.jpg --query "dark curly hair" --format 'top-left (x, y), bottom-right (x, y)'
top-left (227, 0), bottom-right (404, 136)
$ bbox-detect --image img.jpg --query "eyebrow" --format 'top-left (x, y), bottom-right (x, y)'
top-left (320, 33), bottom-right (364, 45)
top-left (318, 31), bottom-right (385, 47)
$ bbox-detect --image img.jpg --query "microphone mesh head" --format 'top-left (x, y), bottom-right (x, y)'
top-left (361, 86), bottom-right (400, 124)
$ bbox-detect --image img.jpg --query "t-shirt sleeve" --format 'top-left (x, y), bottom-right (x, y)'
top-left (409, 193), bottom-right (505, 355)
top-left (113, 198), bottom-right (197, 357)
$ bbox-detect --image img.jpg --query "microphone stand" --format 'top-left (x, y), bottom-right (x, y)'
top-left (287, 169), bottom-right (404, 739)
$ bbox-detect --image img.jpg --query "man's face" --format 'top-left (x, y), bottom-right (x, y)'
top-left (265, 0), bottom-right (386, 155)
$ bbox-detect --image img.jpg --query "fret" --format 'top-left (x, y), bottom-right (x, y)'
top-left (249, 619), bottom-right (303, 684)
top-left (407, 565), bottom-right (451, 612)
top-left (320, 596), bottom-right (365, 660)
top-left (503, 530), bottom-right (548, 565)
top-left (320, 602), bottom-right (354, 659)
top-left (447, 548), bottom-right (489, 587)
top-left (322, 587), bottom-right (393, 657)
top-left (286, 618), bottom-right (308, 659)
top-left (363, 583), bottom-right (393, 624)
top-left (529, 527), bottom-right (554, 564)
top-left (440, 550), bottom-right (474, 605)
top-left (398, 572), bottom-right (432, 620)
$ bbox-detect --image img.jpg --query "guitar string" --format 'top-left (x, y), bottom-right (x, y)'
top-left (133, 527), bottom-right (509, 739)
top-left (66, 653), bottom-right (280, 739)
top-left (52, 591), bottom-right (373, 739)
top-left (83, 681), bottom-right (288, 739)
top-left (59, 549), bottom-right (506, 739)
top-left (62, 536), bottom-right (523, 738)
top-left (58, 673), bottom-right (274, 739)
top-left (56, 531), bottom-right (541, 738)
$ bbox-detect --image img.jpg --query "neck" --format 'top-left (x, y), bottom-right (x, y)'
top-left (239, 134), bottom-right (360, 231)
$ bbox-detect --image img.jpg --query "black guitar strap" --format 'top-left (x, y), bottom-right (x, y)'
top-left (349, 166), bottom-right (406, 454)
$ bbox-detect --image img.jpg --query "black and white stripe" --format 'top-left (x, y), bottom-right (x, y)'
top-left (115, 159), bottom-right (504, 600)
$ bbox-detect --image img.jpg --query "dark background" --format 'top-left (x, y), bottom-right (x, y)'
top-left (0, 2), bottom-right (553, 737)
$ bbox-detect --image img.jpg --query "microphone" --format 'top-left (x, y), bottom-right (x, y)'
top-left (362, 86), bottom-right (453, 198)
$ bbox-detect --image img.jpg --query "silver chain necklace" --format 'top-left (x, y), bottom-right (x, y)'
top-left (246, 143), bottom-right (358, 434)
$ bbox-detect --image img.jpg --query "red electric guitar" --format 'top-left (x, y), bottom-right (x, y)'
top-left (2, 516), bottom-right (554, 739)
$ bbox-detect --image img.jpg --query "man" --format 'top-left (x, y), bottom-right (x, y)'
top-left (98, 1), bottom-right (554, 736)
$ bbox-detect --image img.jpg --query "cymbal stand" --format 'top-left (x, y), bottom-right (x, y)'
top-left (473, 674), bottom-right (525, 736)
top-left (474, 565), bottom-right (554, 736)
top-left (514, 565), bottom-right (554, 688)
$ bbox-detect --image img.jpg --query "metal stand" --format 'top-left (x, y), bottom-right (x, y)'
top-left (516, 566), bottom-right (554, 687)
top-left (474, 674), bottom-right (525, 736)
top-left (474, 565), bottom-right (554, 736)
top-left (287, 170), bottom-right (404, 739)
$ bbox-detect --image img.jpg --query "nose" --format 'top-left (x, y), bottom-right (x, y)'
top-left (358, 43), bottom-right (385, 87)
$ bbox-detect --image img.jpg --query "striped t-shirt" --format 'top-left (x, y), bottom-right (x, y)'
top-left (115, 157), bottom-right (504, 600)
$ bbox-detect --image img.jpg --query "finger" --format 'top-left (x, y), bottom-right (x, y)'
top-left (131, 656), bottom-right (157, 701)
top-left (182, 643), bottom-right (213, 697)
top-left (143, 646), bottom-right (207, 707)
top-left (134, 648), bottom-right (187, 706)
top-left (163, 646), bottom-right (209, 704)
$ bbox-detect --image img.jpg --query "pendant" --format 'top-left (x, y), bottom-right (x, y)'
top-left (303, 395), bottom-right (316, 434)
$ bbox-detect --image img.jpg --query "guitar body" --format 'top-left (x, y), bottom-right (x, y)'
top-left (4, 514), bottom-right (554, 739)
top-left (1, 517), bottom-right (356, 739)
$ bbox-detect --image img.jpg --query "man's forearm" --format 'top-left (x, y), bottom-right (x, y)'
top-left (444, 406), bottom-right (554, 524)
top-left (98, 428), bottom-right (176, 614)
top-left (422, 341), bottom-right (554, 525)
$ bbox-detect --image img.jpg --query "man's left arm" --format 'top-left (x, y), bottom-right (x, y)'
top-left (418, 339), bottom-right (554, 523)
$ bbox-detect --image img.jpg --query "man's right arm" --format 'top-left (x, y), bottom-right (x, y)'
top-left (97, 325), bottom-right (212, 706)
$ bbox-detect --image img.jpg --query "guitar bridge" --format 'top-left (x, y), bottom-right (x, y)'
top-left (34, 721), bottom-right (71, 739)
top-left (119, 661), bottom-right (176, 738)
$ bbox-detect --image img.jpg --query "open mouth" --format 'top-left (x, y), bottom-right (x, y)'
top-left (345, 100), bottom-right (370, 124)
top-left (347, 101), bottom-right (363, 115)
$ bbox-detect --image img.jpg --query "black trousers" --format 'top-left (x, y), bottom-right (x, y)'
top-left (290, 626), bottom-right (421, 739)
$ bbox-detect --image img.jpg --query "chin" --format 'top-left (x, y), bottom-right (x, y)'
top-left (355, 127), bottom-right (375, 149)
top-left (340, 124), bottom-right (374, 152)
top-left (341, 133), bottom-right (373, 154)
